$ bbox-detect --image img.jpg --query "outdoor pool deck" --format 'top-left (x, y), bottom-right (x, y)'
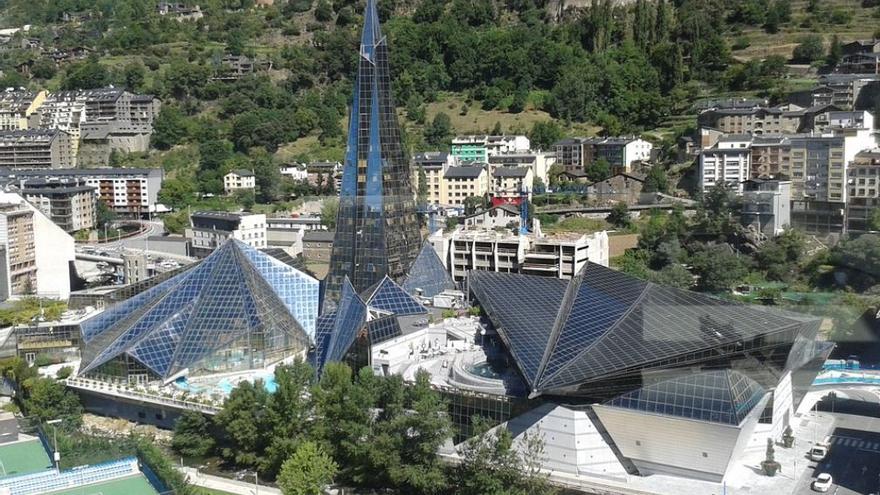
top-left (0, 438), bottom-right (53, 478)
top-left (45, 473), bottom-right (158, 495)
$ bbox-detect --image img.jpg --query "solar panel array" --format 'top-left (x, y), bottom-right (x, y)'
top-left (605, 370), bottom-right (766, 425)
top-left (80, 240), bottom-right (319, 380)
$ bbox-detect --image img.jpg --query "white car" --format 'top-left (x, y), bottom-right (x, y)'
top-left (813, 473), bottom-right (833, 492)
top-left (809, 445), bottom-right (828, 462)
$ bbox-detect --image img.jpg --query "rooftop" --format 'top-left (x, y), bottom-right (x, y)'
top-left (492, 167), bottom-right (530, 178)
top-left (445, 166), bottom-right (485, 179)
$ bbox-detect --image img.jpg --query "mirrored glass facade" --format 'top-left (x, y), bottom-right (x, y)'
top-left (325, 0), bottom-right (421, 300)
top-left (79, 239), bottom-right (319, 381)
top-left (401, 243), bottom-right (456, 298)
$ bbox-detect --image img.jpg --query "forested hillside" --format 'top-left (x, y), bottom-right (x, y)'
top-left (0, 0), bottom-right (877, 209)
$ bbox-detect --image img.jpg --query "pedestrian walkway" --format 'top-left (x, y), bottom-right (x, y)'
top-left (177, 467), bottom-right (280, 495)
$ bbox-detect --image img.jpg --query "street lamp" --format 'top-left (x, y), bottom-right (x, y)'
top-left (46, 419), bottom-right (62, 471)
top-left (248, 470), bottom-right (259, 495)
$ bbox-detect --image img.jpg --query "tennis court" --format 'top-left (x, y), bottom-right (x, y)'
top-left (0, 438), bottom-right (53, 477)
top-left (45, 473), bottom-right (159, 495)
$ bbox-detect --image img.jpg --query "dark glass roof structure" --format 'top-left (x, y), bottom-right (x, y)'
top-left (469, 263), bottom-right (822, 398)
top-left (313, 275), bottom-right (427, 372)
top-left (324, 0), bottom-right (422, 300)
top-left (79, 240), bottom-right (319, 381)
top-left (401, 243), bottom-right (456, 298)
top-left (604, 370), bottom-right (766, 425)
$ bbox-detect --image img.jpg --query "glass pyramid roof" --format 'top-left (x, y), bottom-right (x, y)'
top-left (469, 263), bottom-right (820, 397)
top-left (79, 239), bottom-right (319, 380)
top-left (322, 277), bottom-right (367, 367)
top-left (366, 276), bottom-right (428, 316)
top-left (604, 370), bottom-right (766, 425)
top-left (401, 243), bottom-right (456, 298)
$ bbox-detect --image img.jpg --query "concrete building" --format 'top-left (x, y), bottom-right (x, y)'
top-left (451, 135), bottom-right (529, 164)
top-left (462, 204), bottom-right (521, 231)
top-left (845, 148), bottom-right (880, 233)
top-left (223, 169), bottom-right (256, 194)
top-left (279, 164), bottom-right (308, 181)
top-left (0, 129), bottom-right (74, 169)
top-left (490, 167), bottom-right (532, 202)
top-left (447, 228), bottom-right (528, 281)
top-left (810, 74), bottom-right (880, 111)
top-left (842, 38), bottom-right (880, 56)
top-left (17, 178), bottom-right (96, 232)
top-left (0, 89), bottom-right (46, 131)
top-left (595, 136), bottom-right (653, 174)
top-left (586, 173), bottom-right (645, 204)
top-left (156, 2), bottom-right (204, 20)
top-left (78, 121), bottom-right (153, 166)
top-left (749, 135), bottom-right (791, 180)
top-left (813, 110), bottom-right (874, 132)
top-left (835, 52), bottom-right (880, 75)
top-left (443, 166), bottom-right (488, 206)
top-left (266, 216), bottom-right (324, 254)
top-left (122, 251), bottom-right (147, 285)
top-left (302, 230), bottom-right (334, 261)
top-left (699, 135), bottom-right (752, 193)
top-left (413, 152), bottom-right (455, 205)
top-left (306, 161), bottom-right (341, 189)
top-left (0, 167), bottom-right (164, 217)
top-left (520, 231), bottom-right (610, 279)
top-left (554, 136), bottom-right (653, 175)
top-left (740, 179), bottom-right (791, 237)
top-left (185, 211), bottom-right (267, 258)
top-left (487, 151), bottom-right (553, 186)
top-left (0, 190), bottom-right (74, 300)
top-left (697, 104), bottom-right (808, 135)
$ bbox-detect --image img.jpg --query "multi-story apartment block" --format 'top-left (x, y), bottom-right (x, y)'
top-left (0, 89), bottom-right (46, 131)
top-left (845, 148), bottom-right (880, 233)
top-left (223, 169), bottom-right (256, 194)
top-left (78, 121), bottom-right (153, 166)
top-left (835, 52), bottom-right (880, 75)
top-left (447, 229), bottom-right (528, 281)
top-left (156, 2), bottom-right (204, 21)
top-left (698, 135), bottom-right (752, 193)
top-left (553, 136), bottom-right (652, 175)
top-left (813, 110), bottom-right (874, 132)
top-left (0, 190), bottom-right (74, 300)
top-left (442, 166), bottom-right (488, 206)
top-left (185, 211), bottom-right (267, 258)
top-left (0, 167), bottom-right (164, 217)
top-left (491, 167), bottom-right (533, 202)
top-left (698, 104), bottom-right (805, 135)
top-left (413, 152), bottom-right (455, 205)
top-left (811, 74), bottom-right (880, 111)
top-left (740, 179), bottom-right (791, 237)
top-left (17, 179), bottom-right (96, 233)
top-left (451, 135), bottom-right (530, 163)
top-left (788, 135), bottom-right (848, 202)
top-left (750, 135), bottom-right (791, 179)
top-left (487, 151), bottom-right (554, 185)
top-left (0, 129), bottom-right (74, 169)
top-left (520, 231), bottom-right (609, 279)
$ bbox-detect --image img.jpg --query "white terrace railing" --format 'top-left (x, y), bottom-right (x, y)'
top-left (64, 377), bottom-right (222, 415)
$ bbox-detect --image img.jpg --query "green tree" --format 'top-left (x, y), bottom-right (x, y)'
top-left (406, 95), bottom-right (426, 124)
top-left (21, 377), bottom-right (82, 426)
top-left (320, 197), bottom-right (339, 229)
top-left (606, 202), bottom-right (631, 229)
top-left (31, 58), bottom-right (57, 80)
top-left (214, 380), bottom-right (273, 470)
top-left (528, 121), bottom-right (563, 150)
top-left (315, 0), bottom-right (333, 21)
top-left (690, 244), bottom-right (749, 292)
top-left (151, 106), bottom-right (189, 150)
top-left (792, 35), bottom-right (824, 63)
top-left (586, 158), bottom-right (611, 183)
top-left (96, 200), bottom-right (117, 230)
top-left (60, 56), bottom-right (110, 90)
top-left (652, 264), bottom-right (693, 289)
top-left (826, 34), bottom-right (843, 67)
top-left (424, 112), bottom-right (453, 147)
top-left (278, 441), bottom-right (338, 495)
top-left (250, 148), bottom-right (283, 203)
top-left (123, 62), bottom-right (146, 91)
top-left (643, 166), bottom-right (669, 193)
top-left (172, 410), bottom-right (215, 458)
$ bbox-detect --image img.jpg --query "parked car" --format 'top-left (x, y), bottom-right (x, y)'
top-left (813, 473), bottom-right (833, 492)
top-left (809, 445), bottom-right (828, 462)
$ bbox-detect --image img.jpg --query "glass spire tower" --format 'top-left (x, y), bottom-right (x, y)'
top-left (325, 0), bottom-right (421, 299)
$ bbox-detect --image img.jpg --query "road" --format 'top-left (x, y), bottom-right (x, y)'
top-left (178, 466), bottom-right (281, 495)
top-left (84, 220), bottom-right (165, 250)
top-left (795, 399), bottom-right (880, 495)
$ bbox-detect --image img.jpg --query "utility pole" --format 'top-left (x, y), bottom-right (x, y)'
top-left (46, 419), bottom-right (62, 471)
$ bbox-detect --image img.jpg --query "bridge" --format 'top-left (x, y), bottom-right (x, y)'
top-left (75, 252), bottom-right (125, 265)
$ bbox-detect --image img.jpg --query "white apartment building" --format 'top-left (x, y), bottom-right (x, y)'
top-left (223, 169), bottom-right (256, 194)
top-left (0, 190), bottom-right (74, 300)
top-left (491, 167), bottom-right (533, 201)
top-left (487, 151), bottom-right (554, 186)
top-left (280, 165), bottom-right (309, 181)
top-left (413, 152), bottom-right (456, 205)
top-left (185, 211), bottom-right (267, 258)
top-left (699, 135), bottom-right (753, 193)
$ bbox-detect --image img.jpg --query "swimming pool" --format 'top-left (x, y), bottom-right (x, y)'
top-left (174, 373), bottom-right (278, 395)
top-left (467, 361), bottom-right (504, 380)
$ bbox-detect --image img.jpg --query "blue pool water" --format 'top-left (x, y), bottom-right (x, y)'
top-left (175, 374), bottom-right (278, 395)
top-left (468, 362), bottom-right (503, 379)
